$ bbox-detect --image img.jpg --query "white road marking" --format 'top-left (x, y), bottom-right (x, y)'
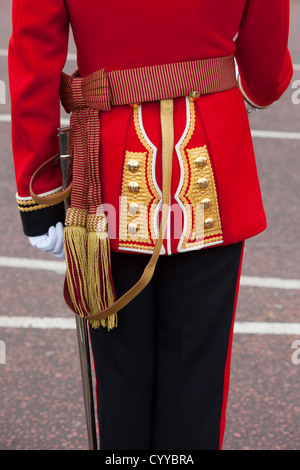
top-left (0, 114), bottom-right (11, 122)
top-left (251, 130), bottom-right (300, 140)
top-left (0, 316), bottom-right (76, 330)
top-left (0, 315), bottom-right (299, 335)
top-left (241, 275), bottom-right (300, 290)
top-left (0, 256), bottom-right (300, 290)
top-left (0, 256), bottom-right (66, 274)
top-left (234, 321), bottom-right (300, 335)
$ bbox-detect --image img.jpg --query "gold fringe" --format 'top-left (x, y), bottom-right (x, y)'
top-left (86, 229), bottom-right (117, 330)
top-left (63, 224), bottom-right (90, 317)
top-left (63, 207), bottom-right (117, 330)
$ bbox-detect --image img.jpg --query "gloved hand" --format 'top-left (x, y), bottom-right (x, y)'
top-left (29, 222), bottom-right (65, 259)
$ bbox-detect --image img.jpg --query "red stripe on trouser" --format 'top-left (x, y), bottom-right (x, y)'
top-left (218, 241), bottom-right (245, 450)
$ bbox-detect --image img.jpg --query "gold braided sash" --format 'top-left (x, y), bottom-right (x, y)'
top-left (30, 56), bottom-right (236, 329)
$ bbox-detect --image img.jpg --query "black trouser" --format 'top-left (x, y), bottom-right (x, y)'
top-left (89, 241), bottom-right (244, 450)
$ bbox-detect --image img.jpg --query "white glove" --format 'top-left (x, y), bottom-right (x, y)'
top-left (29, 222), bottom-right (65, 259)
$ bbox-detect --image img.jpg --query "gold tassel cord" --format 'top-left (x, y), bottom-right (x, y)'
top-left (63, 208), bottom-right (90, 318)
top-left (86, 213), bottom-right (117, 330)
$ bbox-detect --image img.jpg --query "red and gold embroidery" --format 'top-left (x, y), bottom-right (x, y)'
top-left (119, 98), bottom-right (223, 254)
top-left (119, 105), bottom-right (161, 252)
top-left (175, 98), bottom-right (223, 251)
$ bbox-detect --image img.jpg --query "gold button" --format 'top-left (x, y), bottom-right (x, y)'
top-left (197, 177), bottom-right (208, 189)
top-left (128, 202), bottom-right (139, 216)
top-left (128, 181), bottom-right (139, 192)
top-left (189, 91), bottom-right (200, 99)
top-left (195, 156), bottom-right (207, 167)
top-left (128, 222), bottom-right (138, 235)
top-left (201, 198), bottom-right (212, 209)
top-left (204, 218), bottom-right (214, 229)
top-left (127, 159), bottom-right (140, 171)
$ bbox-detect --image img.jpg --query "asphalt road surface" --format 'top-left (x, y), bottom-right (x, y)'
top-left (0, 0), bottom-right (299, 451)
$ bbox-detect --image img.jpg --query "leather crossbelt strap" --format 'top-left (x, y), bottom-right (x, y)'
top-left (29, 154), bottom-right (72, 205)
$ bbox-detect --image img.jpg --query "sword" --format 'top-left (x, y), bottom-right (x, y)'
top-left (58, 126), bottom-right (98, 451)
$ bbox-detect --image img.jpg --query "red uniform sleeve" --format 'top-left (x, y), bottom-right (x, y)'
top-left (8, 0), bottom-right (69, 236)
top-left (235, 0), bottom-right (293, 108)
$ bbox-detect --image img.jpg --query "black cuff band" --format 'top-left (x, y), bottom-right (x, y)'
top-left (18, 202), bottom-right (66, 236)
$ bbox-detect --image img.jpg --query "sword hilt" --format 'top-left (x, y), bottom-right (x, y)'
top-left (58, 126), bottom-right (73, 211)
top-left (58, 126), bottom-right (72, 188)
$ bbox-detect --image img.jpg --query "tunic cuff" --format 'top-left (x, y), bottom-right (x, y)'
top-left (16, 187), bottom-right (66, 236)
top-left (237, 75), bottom-right (270, 111)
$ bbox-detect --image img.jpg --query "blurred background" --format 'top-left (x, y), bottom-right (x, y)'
top-left (0, 0), bottom-right (299, 450)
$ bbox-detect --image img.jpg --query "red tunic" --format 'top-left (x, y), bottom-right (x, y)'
top-left (8, 0), bottom-right (293, 253)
